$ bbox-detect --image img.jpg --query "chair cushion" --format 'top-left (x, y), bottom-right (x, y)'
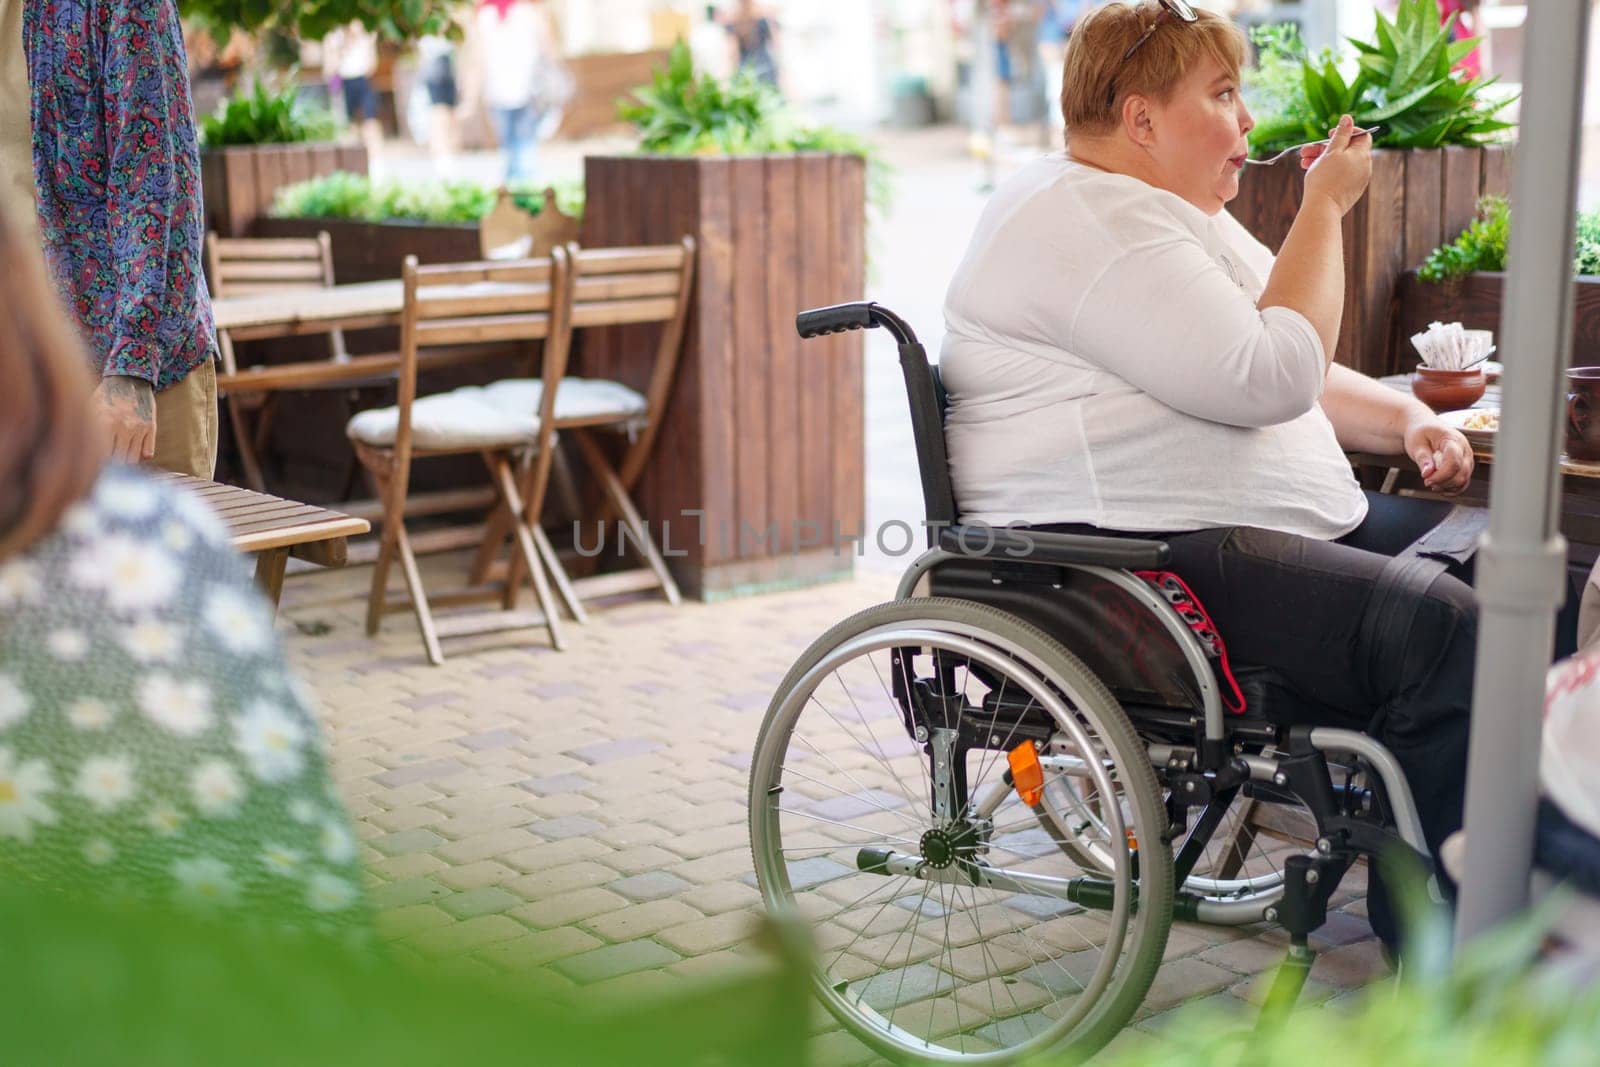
top-left (346, 386), bottom-right (541, 450)
top-left (481, 377), bottom-right (647, 424)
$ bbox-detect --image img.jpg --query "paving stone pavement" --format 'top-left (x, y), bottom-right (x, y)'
top-left (278, 553), bottom-right (1392, 1063)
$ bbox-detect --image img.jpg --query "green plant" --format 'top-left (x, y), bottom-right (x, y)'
top-left (268, 172), bottom-right (586, 225)
top-left (1242, 24), bottom-right (1325, 154)
top-left (617, 40), bottom-right (894, 242)
top-left (1247, 0), bottom-right (1517, 158)
top-left (14, 857), bottom-right (1599, 1067)
top-left (200, 78), bottom-right (338, 147)
top-left (179, 0), bottom-right (463, 43)
top-left (618, 40), bottom-right (787, 157)
top-left (1418, 195), bottom-right (1510, 281)
top-left (1575, 211), bottom-right (1600, 278)
top-left (1418, 196), bottom-right (1600, 282)
top-left (1088, 865), bottom-right (1596, 1067)
top-left (2, 882), bottom-right (813, 1065)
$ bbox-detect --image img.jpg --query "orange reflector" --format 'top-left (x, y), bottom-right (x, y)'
top-left (1008, 744), bottom-right (1044, 806)
top-left (1126, 829), bottom-right (1139, 852)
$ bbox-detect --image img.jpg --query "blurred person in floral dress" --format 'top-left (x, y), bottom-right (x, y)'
top-left (0, 202), bottom-right (368, 938)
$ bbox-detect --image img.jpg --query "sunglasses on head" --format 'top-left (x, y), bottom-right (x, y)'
top-left (1105, 0), bottom-right (1199, 111)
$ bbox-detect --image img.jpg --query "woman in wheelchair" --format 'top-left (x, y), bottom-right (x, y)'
top-left (747, 3), bottom-right (1580, 1062)
top-left (942, 0), bottom-right (1578, 948)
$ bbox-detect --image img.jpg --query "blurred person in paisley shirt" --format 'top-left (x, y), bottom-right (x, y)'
top-left (21, 0), bottom-right (220, 478)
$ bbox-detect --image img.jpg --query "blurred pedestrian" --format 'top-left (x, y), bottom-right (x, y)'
top-left (1037, 0), bottom-right (1089, 135)
top-left (416, 33), bottom-right (460, 168)
top-left (726, 0), bottom-right (780, 90)
top-left (323, 21), bottom-right (385, 164)
top-left (1439, 0), bottom-right (1483, 78)
top-left (690, 4), bottom-right (734, 80)
top-left (0, 201), bottom-right (368, 938)
top-left (992, 0), bottom-right (1016, 130)
top-left (472, 0), bottom-right (565, 182)
top-left (23, 0), bottom-right (219, 479)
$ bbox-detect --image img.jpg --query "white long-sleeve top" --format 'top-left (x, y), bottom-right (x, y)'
top-left (940, 155), bottom-right (1368, 539)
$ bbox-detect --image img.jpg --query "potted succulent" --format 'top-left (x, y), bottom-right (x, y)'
top-left (1395, 196), bottom-right (1600, 368)
top-left (584, 41), bottom-right (890, 598)
top-left (1231, 0), bottom-right (1517, 376)
top-left (198, 78), bottom-right (368, 238)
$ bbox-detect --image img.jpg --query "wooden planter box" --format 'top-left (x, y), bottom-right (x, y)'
top-left (200, 143), bottom-right (367, 239)
top-left (1395, 269), bottom-right (1600, 369)
top-left (1229, 144), bottom-right (1514, 377)
top-left (581, 153), bottom-right (867, 599)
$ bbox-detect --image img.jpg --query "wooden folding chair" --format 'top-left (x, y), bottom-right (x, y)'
top-left (470, 238), bottom-right (697, 612)
top-left (207, 232), bottom-right (354, 491)
top-left (346, 253), bottom-right (572, 666)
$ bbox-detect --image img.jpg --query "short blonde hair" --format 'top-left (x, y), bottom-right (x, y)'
top-left (1061, 1), bottom-right (1248, 137)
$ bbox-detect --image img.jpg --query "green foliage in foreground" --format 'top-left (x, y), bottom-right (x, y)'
top-left (1246, 0), bottom-right (1516, 158)
top-left (200, 79), bottom-right (338, 147)
top-left (1092, 853), bottom-right (1592, 1067)
top-left (269, 172), bottom-right (587, 226)
top-left (5, 855), bottom-right (1591, 1066)
top-left (5, 885), bottom-right (809, 1066)
top-left (1419, 196), bottom-right (1600, 282)
top-left (1097, 915), bottom-right (1598, 1067)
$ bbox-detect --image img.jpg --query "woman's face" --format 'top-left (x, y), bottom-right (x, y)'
top-left (1146, 57), bottom-right (1254, 214)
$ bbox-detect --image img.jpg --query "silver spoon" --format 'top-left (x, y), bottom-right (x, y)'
top-left (1243, 125), bottom-right (1383, 166)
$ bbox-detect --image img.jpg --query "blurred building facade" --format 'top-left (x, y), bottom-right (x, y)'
top-left (537, 1), bottom-right (1539, 129)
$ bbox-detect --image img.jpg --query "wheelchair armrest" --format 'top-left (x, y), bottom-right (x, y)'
top-left (937, 525), bottom-right (1171, 570)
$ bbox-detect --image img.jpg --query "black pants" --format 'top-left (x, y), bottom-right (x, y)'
top-left (1043, 491), bottom-right (1580, 947)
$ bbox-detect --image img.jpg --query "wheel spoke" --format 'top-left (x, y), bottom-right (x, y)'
top-left (780, 750), bottom-right (924, 832)
top-left (776, 807), bottom-right (920, 843)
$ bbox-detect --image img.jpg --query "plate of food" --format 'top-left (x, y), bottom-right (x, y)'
top-left (1440, 406), bottom-right (1499, 447)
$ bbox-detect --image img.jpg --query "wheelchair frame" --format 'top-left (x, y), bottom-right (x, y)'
top-left (747, 300), bottom-right (1438, 1063)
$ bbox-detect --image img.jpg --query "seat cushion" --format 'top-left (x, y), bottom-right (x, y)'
top-left (481, 377), bottom-right (647, 424)
top-left (346, 385), bottom-right (541, 450)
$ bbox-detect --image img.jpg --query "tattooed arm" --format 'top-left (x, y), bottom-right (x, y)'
top-left (92, 375), bottom-right (157, 463)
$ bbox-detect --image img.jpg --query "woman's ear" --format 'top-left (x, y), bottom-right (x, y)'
top-left (1122, 94), bottom-right (1158, 148)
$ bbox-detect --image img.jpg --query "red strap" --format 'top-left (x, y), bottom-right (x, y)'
top-left (1135, 570), bottom-right (1248, 715)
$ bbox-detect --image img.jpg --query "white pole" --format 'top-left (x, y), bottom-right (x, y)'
top-left (1455, 0), bottom-right (1592, 945)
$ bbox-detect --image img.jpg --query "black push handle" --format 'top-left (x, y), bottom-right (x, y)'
top-left (796, 302), bottom-right (919, 346)
top-left (796, 302), bottom-right (873, 338)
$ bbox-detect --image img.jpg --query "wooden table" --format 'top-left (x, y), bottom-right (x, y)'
top-left (1374, 375), bottom-right (1600, 479)
top-left (210, 278), bottom-right (550, 521)
top-left (212, 280), bottom-right (403, 337)
top-left (1361, 376), bottom-right (1600, 550)
top-left (158, 473), bottom-right (370, 609)
top-left (211, 278), bottom-right (551, 337)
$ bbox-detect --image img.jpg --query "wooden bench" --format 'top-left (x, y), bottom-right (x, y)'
top-left (157, 472), bottom-right (370, 610)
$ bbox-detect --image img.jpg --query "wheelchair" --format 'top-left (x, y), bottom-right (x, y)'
top-left (746, 302), bottom-right (1439, 1063)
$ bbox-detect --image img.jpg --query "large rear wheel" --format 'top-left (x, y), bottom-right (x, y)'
top-left (748, 599), bottom-right (1173, 1064)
